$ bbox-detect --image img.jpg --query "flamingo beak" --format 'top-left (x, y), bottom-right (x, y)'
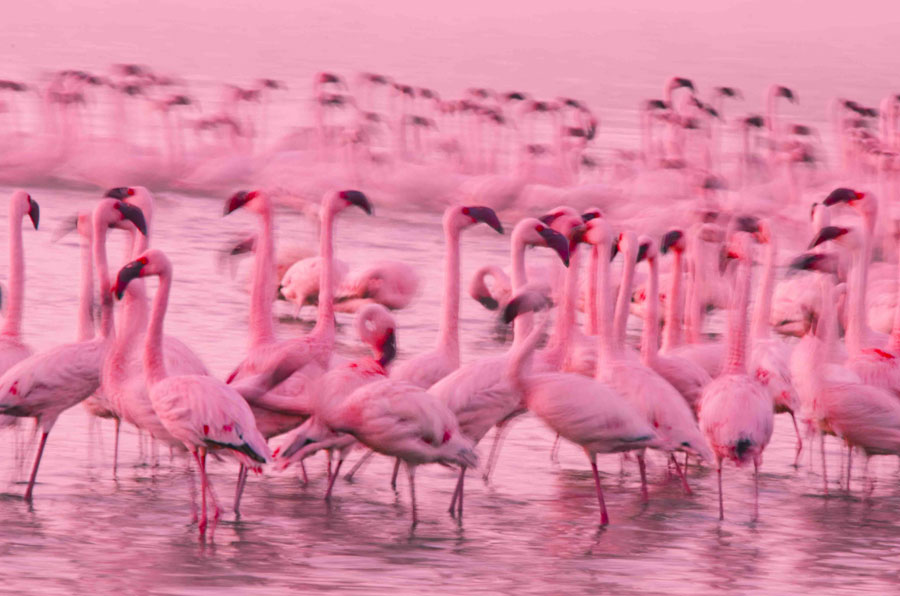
top-left (503, 290), bottom-right (551, 324)
top-left (809, 226), bottom-right (849, 248)
top-left (51, 215), bottom-right (80, 243)
top-left (611, 237), bottom-right (620, 261)
top-left (581, 211), bottom-right (601, 222)
top-left (339, 190), bottom-right (373, 215)
top-left (378, 329), bottom-right (397, 367)
top-left (660, 230), bottom-right (683, 254)
top-left (636, 242), bottom-right (650, 263)
top-left (115, 202), bottom-right (148, 236)
top-left (465, 206), bottom-right (503, 234)
top-left (538, 226), bottom-right (570, 267)
top-left (823, 188), bottom-right (860, 206)
top-left (475, 294), bottom-right (499, 311)
top-left (27, 197), bottom-right (39, 230)
top-left (113, 259), bottom-right (146, 299)
top-left (229, 236), bottom-right (256, 256)
top-left (538, 213), bottom-right (561, 225)
top-left (104, 187), bottom-right (130, 200)
top-left (224, 190), bottom-right (253, 215)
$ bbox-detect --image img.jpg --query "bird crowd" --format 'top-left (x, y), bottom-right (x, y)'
top-left (2, 66), bottom-right (900, 540)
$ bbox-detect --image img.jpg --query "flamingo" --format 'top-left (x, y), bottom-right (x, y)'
top-left (274, 303), bottom-right (397, 500)
top-left (224, 189), bottom-right (372, 510)
top-left (428, 218), bottom-right (570, 513)
top-left (320, 376), bottom-right (477, 526)
top-left (643, 229), bottom-right (712, 412)
top-left (0, 208), bottom-right (115, 500)
top-left (113, 249), bottom-right (270, 536)
top-left (597, 231), bottom-right (712, 498)
top-left (698, 232), bottom-right (773, 521)
top-left (0, 190), bottom-right (39, 376)
top-left (504, 224), bottom-right (661, 525)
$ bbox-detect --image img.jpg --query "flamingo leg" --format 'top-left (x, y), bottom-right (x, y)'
top-left (821, 434), bottom-right (829, 496)
top-left (326, 450), bottom-right (333, 483)
top-left (790, 412), bottom-right (803, 466)
top-left (193, 450), bottom-right (208, 534)
top-left (390, 458), bottom-right (401, 490)
top-left (717, 458), bottom-right (724, 521)
top-left (406, 463), bottom-right (418, 527)
top-left (112, 418), bottom-right (120, 479)
top-left (482, 420), bottom-right (510, 484)
top-left (24, 431), bottom-right (49, 502)
top-left (449, 466), bottom-right (464, 515)
top-left (200, 449), bottom-right (220, 537)
top-left (345, 449), bottom-right (374, 481)
top-left (637, 451), bottom-right (649, 502)
top-left (670, 453), bottom-right (693, 495)
top-left (684, 453), bottom-right (689, 477)
top-left (188, 460), bottom-right (198, 523)
top-left (846, 444), bottom-right (852, 494)
top-left (753, 458), bottom-right (760, 522)
top-left (457, 469), bottom-right (465, 518)
top-left (588, 453), bottom-right (610, 526)
top-left (325, 458), bottom-right (343, 500)
top-left (233, 464), bottom-right (248, 516)
top-left (550, 433), bottom-right (561, 463)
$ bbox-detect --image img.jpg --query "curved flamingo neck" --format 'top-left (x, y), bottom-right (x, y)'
top-left (510, 227), bottom-right (532, 340)
top-left (613, 247), bottom-right (637, 350)
top-left (640, 256), bottom-right (660, 365)
top-left (144, 265), bottom-right (171, 386)
top-left (722, 258), bottom-right (752, 375)
top-left (847, 214), bottom-right (874, 355)
top-left (593, 238), bottom-right (615, 376)
top-left (751, 237), bottom-right (777, 341)
top-left (586, 244), bottom-right (600, 335)
top-left (77, 227), bottom-right (94, 342)
top-left (249, 201), bottom-right (277, 347)
top-left (2, 205), bottom-right (25, 338)
top-left (311, 205), bottom-right (337, 340)
top-left (436, 218), bottom-right (461, 365)
top-left (661, 250), bottom-right (684, 351)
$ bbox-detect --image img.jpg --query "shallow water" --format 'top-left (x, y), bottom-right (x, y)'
top-left (0, 188), bottom-right (896, 595)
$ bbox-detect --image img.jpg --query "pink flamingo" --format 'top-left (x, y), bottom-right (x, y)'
top-left (698, 232), bottom-right (773, 521)
top-left (113, 249), bottom-right (270, 537)
top-left (0, 190), bottom-right (38, 375)
top-left (274, 303), bottom-right (397, 499)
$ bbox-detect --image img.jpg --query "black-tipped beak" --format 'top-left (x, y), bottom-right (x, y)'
top-left (52, 215), bottom-right (79, 243)
top-left (789, 252), bottom-right (831, 274)
top-left (677, 77), bottom-right (695, 92)
top-left (823, 187), bottom-right (861, 206)
top-left (104, 187), bottom-right (130, 200)
top-left (27, 197), bottom-right (39, 230)
top-left (538, 227), bottom-right (570, 267)
top-left (570, 225), bottom-right (586, 249)
top-left (378, 329), bottom-right (397, 367)
top-left (735, 215), bottom-right (760, 235)
top-left (581, 211), bottom-right (600, 222)
top-left (660, 230), bottom-right (683, 254)
top-left (611, 238), bottom-right (620, 261)
top-left (636, 242), bottom-right (650, 263)
top-left (719, 247), bottom-right (739, 274)
top-left (779, 86), bottom-right (797, 103)
top-left (229, 237), bottom-right (256, 256)
top-left (113, 259), bottom-right (146, 299)
top-left (809, 226), bottom-right (849, 248)
top-left (224, 190), bottom-right (252, 215)
top-left (503, 290), bottom-right (550, 324)
top-left (115, 202), bottom-right (148, 236)
top-left (465, 206), bottom-right (503, 234)
top-left (339, 190), bottom-right (373, 215)
top-left (475, 295), bottom-right (500, 311)
top-left (538, 213), bottom-right (561, 225)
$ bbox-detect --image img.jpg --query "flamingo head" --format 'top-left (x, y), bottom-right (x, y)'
top-left (581, 216), bottom-right (617, 261)
top-left (776, 86), bottom-right (797, 103)
top-left (224, 189), bottom-right (269, 216)
top-left (355, 304), bottom-right (397, 367)
top-left (581, 208), bottom-right (602, 223)
top-left (808, 225), bottom-right (852, 249)
top-left (788, 252), bottom-right (838, 275)
top-left (673, 77), bottom-right (695, 93)
top-left (636, 236), bottom-right (655, 263)
top-left (660, 229), bottom-right (686, 254)
top-left (823, 187), bottom-right (865, 207)
top-left (719, 232), bottom-right (754, 273)
top-left (744, 114), bottom-right (765, 128)
top-left (334, 190), bottom-right (373, 216)
top-left (515, 218), bottom-right (570, 267)
top-left (113, 249), bottom-right (169, 299)
top-left (539, 207), bottom-right (584, 249)
top-left (716, 86), bottom-right (742, 99)
top-left (452, 205), bottom-right (503, 234)
top-left (503, 288), bottom-right (553, 324)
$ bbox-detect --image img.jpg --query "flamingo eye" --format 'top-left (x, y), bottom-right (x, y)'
top-left (138, 256), bottom-right (149, 265)
top-left (853, 192), bottom-right (865, 200)
top-left (127, 188), bottom-right (135, 196)
top-left (535, 224), bottom-right (545, 232)
top-left (461, 207), bottom-right (470, 215)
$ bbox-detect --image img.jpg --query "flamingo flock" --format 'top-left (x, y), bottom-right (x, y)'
top-left (2, 67), bottom-right (900, 539)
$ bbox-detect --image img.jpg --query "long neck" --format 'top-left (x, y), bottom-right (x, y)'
top-left (544, 242), bottom-right (579, 368)
top-left (92, 218), bottom-right (114, 339)
top-left (76, 230), bottom-right (94, 342)
top-left (594, 240), bottom-right (615, 376)
top-left (722, 259), bottom-right (752, 375)
top-left (586, 244), bottom-right (599, 335)
top-left (312, 206), bottom-right (336, 338)
top-left (640, 257), bottom-right (660, 365)
top-left (144, 270), bottom-right (171, 386)
top-left (751, 237), bottom-right (777, 340)
top-left (506, 311), bottom-right (548, 396)
top-left (613, 251), bottom-right (636, 349)
top-left (2, 210), bottom-right (24, 337)
top-left (889, 253), bottom-right (900, 352)
top-left (661, 250), bottom-right (684, 351)
top-left (120, 226), bottom-right (150, 346)
top-left (685, 240), bottom-right (703, 343)
top-left (249, 204), bottom-right (277, 347)
top-left (436, 221), bottom-right (461, 365)
top-left (510, 231), bottom-right (532, 339)
top-left (846, 246), bottom-right (867, 355)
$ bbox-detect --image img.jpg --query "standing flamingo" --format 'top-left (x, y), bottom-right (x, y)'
top-left (698, 232), bottom-right (773, 521)
top-left (114, 249), bottom-right (271, 537)
top-left (0, 190), bottom-right (38, 375)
